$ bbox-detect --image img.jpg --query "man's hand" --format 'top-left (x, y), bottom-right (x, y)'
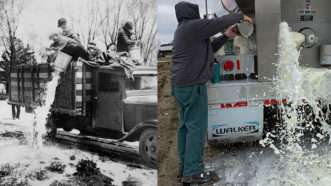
top-left (243, 15), bottom-right (253, 24)
top-left (224, 25), bottom-right (238, 39)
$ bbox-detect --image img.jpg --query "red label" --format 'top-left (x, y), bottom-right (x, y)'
top-left (217, 99), bottom-right (287, 109)
top-left (236, 60), bottom-right (241, 70)
top-left (219, 101), bottom-right (248, 109)
top-left (264, 99), bottom-right (287, 106)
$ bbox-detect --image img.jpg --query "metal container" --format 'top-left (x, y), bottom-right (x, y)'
top-left (54, 51), bottom-right (72, 72)
top-left (320, 45), bottom-right (331, 65)
top-left (129, 45), bottom-right (142, 63)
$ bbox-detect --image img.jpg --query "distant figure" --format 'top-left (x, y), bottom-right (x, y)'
top-left (107, 43), bottom-right (127, 58)
top-left (57, 18), bottom-right (81, 45)
top-left (12, 104), bottom-right (20, 120)
top-left (87, 42), bottom-right (105, 63)
top-left (1, 37), bottom-right (26, 66)
top-left (117, 22), bottom-right (135, 53)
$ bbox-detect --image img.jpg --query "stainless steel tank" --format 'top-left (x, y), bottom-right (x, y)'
top-left (233, 0), bottom-right (331, 81)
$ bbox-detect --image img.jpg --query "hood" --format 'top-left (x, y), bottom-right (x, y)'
top-left (175, 1), bottom-right (200, 23)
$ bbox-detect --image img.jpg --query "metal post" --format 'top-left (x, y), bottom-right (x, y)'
top-left (205, 0), bottom-right (208, 16)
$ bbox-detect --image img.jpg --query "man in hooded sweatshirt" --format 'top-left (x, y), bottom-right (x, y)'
top-left (171, 1), bottom-right (253, 184)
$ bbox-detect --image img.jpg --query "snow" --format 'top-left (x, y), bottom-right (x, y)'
top-left (0, 101), bottom-right (157, 186)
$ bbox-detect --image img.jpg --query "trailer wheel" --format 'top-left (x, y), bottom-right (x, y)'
top-left (46, 116), bottom-right (57, 138)
top-left (139, 128), bottom-right (157, 168)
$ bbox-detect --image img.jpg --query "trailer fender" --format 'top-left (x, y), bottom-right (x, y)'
top-left (118, 119), bottom-right (157, 142)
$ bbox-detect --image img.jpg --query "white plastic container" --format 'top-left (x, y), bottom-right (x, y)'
top-left (237, 21), bottom-right (254, 38)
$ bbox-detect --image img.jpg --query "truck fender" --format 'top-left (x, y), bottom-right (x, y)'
top-left (117, 119), bottom-right (157, 142)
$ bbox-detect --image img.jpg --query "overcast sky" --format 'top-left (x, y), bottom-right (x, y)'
top-left (157, 0), bottom-right (226, 44)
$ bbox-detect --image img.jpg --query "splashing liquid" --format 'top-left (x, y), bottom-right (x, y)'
top-left (256, 22), bottom-right (331, 186)
top-left (31, 72), bottom-right (60, 148)
top-left (274, 22), bottom-right (331, 152)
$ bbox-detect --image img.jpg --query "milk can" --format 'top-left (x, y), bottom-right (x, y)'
top-left (53, 51), bottom-right (72, 72)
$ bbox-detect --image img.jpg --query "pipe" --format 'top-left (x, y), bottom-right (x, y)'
top-left (205, 0), bottom-right (208, 17)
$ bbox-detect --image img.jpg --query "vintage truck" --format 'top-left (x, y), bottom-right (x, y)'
top-left (8, 58), bottom-right (157, 167)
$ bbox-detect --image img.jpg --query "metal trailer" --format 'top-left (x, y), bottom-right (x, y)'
top-left (207, 0), bottom-right (331, 144)
top-left (8, 58), bottom-right (157, 167)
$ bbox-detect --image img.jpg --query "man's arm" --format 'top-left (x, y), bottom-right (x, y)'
top-left (211, 24), bottom-right (239, 52)
top-left (211, 35), bottom-right (228, 52)
top-left (191, 14), bottom-right (244, 40)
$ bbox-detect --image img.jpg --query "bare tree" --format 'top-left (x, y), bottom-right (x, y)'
top-left (0, 0), bottom-right (26, 90)
top-left (142, 18), bottom-right (157, 66)
top-left (99, 0), bottom-right (123, 49)
top-left (127, 0), bottom-right (157, 65)
top-left (86, 0), bottom-right (101, 44)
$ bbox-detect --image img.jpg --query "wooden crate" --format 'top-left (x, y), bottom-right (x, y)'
top-left (53, 58), bottom-right (94, 116)
top-left (9, 58), bottom-right (94, 116)
top-left (9, 64), bottom-right (51, 107)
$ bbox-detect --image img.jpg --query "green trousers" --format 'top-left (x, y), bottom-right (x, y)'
top-left (172, 84), bottom-right (208, 176)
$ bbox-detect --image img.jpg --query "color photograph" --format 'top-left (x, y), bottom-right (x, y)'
top-left (158, 0), bottom-right (331, 186)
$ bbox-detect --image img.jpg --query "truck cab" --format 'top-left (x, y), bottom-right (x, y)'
top-left (50, 63), bottom-right (157, 166)
top-left (91, 65), bottom-right (157, 165)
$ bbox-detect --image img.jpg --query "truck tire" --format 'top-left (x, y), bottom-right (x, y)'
top-left (139, 128), bottom-right (157, 168)
top-left (46, 116), bottom-right (57, 138)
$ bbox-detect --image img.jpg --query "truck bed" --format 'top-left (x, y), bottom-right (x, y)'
top-left (9, 59), bottom-right (93, 116)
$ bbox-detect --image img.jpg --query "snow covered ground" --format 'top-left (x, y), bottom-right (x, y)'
top-left (0, 101), bottom-right (157, 186)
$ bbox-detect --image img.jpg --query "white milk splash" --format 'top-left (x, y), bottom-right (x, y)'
top-left (31, 72), bottom-right (60, 148)
top-left (276, 22), bottom-right (331, 151)
top-left (256, 22), bottom-right (331, 186)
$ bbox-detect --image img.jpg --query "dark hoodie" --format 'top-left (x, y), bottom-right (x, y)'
top-left (171, 1), bottom-right (243, 86)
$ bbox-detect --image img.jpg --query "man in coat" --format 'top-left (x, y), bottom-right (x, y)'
top-left (171, 1), bottom-right (253, 184)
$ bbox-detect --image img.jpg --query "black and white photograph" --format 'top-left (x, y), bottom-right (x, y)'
top-left (0, 0), bottom-right (157, 185)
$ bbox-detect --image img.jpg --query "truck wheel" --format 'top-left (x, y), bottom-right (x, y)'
top-left (46, 116), bottom-right (57, 138)
top-left (139, 128), bottom-right (157, 168)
